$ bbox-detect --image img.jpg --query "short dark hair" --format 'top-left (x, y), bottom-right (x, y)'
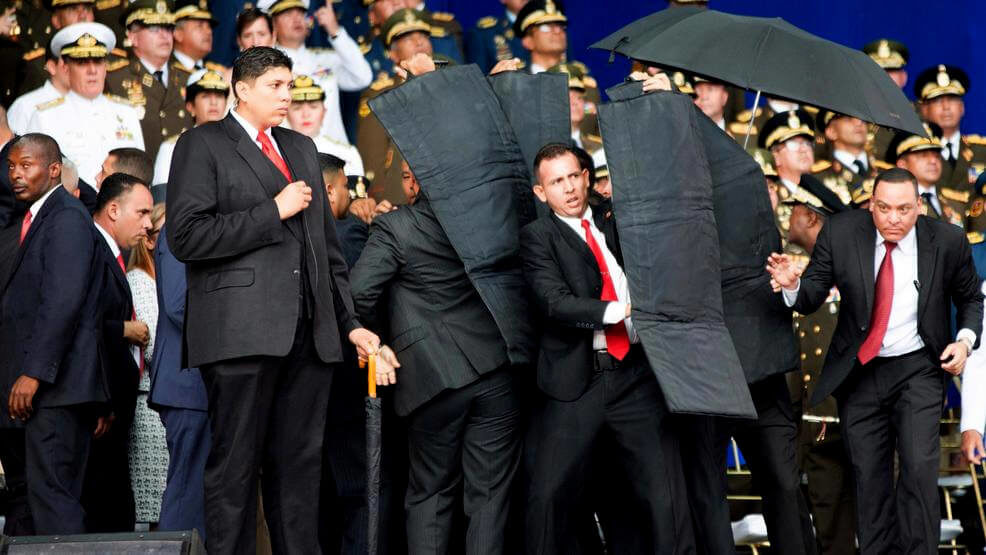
top-left (95, 172), bottom-right (148, 214)
top-left (108, 147), bottom-right (154, 184)
top-left (232, 46), bottom-right (292, 99)
top-left (235, 8), bottom-right (272, 37)
top-left (317, 153), bottom-right (346, 174)
top-left (873, 167), bottom-right (919, 198)
top-left (572, 145), bottom-right (595, 188)
top-left (10, 133), bottom-right (63, 167)
top-left (533, 142), bottom-right (579, 184)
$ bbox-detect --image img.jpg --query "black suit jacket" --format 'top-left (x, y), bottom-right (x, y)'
top-left (519, 209), bottom-right (624, 401)
top-left (166, 114), bottom-right (358, 368)
top-left (94, 235), bottom-right (139, 414)
top-left (0, 187), bottom-right (109, 417)
top-left (350, 198), bottom-right (509, 416)
top-left (792, 211), bottom-right (984, 405)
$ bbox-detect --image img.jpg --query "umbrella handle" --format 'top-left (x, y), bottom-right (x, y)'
top-left (365, 355), bottom-right (376, 398)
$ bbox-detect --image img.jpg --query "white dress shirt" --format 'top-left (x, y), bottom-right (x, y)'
top-left (95, 221), bottom-right (142, 367)
top-left (28, 184), bottom-right (62, 219)
top-left (961, 282), bottom-right (986, 434)
top-left (277, 28), bottom-right (372, 144)
top-left (556, 206), bottom-right (638, 350)
top-left (173, 50), bottom-right (202, 72)
top-left (230, 107), bottom-right (283, 158)
top-left (783, 226), bottom-right (976, 357)
top-left (153, 135), bottom-right (178, 185)
top-left (570, 129), bottom-right (583, 149)
top-left (833, 149), bottom-right (868, 175)
top-left (139, 57), bottom-right (169, 85)
top-left (25, 91), bottom-right (145, 184)
top-left (942, 130), bottom-right (962, 161)
top-left (8, 80), bottom-right (62, 134)
top-left (780, 177), bottom-right (799, 196)
top-left (917, 184), bottom-right (942, 216)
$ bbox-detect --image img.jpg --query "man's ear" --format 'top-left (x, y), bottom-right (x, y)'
top-left (533, 183), bottom-right (547, 203)
top-left (521, 35), bottom-right (533, 52)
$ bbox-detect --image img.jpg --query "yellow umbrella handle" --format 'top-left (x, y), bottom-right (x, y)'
top-left (367, 355), bottom-right (377, 398)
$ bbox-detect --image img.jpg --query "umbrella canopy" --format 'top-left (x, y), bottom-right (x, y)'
top-left (591, 9), bottom-right (926, 137)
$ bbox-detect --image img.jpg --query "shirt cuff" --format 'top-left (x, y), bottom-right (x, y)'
top-left (602, 302), bottom-right (626, 325)
top-left (957, 328), bottom-right (977, 347)
top-left (781, 280), bottom-right (801, 307)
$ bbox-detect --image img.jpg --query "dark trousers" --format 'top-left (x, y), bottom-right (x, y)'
top-left (158, 406), bottom-right (210, 539)
top-left (24, 405), bottom-right (94, 534)
top-left (81, 390), bottom-right (137, 533)
top-left (679, 373), bottom-right (817, 555)
top-left (200, 319), bottom-right (334, 555)
top-left (800, 421), bottom-right (856, 555)
top-left (838, 351), bottom-right (942, 555)
top-left (405, 367), bottom-right (520, 555)
top-left (525, 349), bottom-right (694, 555)
top-left (0, 428), bottom-right (34, 535)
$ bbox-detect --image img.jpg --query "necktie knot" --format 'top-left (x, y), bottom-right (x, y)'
top-left (883, 241), bottom-right (897, 252)
top-left (153, 69), bottom-right (163, 84)
top-left (853, 159), bottom-right (867, 175)
top-left (581, 219), bottom-right (591, 232)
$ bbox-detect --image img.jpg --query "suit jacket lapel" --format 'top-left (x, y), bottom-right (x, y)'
top-left (98, 234), bottom-right (130, 294)
top-left (856, 216), bottom-right (876, 315)
top-left (270, 128), bottom-right (307, 241)
top-left (7, 187), bottom-right (63, 285)
top-left (550, 212), bottom-right (599, 273)
top-left (916, 218), bottom-right (937, 321)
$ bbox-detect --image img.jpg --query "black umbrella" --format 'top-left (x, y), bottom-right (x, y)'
top-left (591, 9), bottom-right (926, 144)
top-left (363, 356), bottom-right (382, 555)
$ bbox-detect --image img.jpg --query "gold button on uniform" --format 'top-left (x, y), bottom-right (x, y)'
top-left (803, 374), bottom-right (811, 382)
top-left (161, 128), bottom-right (168, 136)
top-left (813, 325), bottom-right (821, 334)
top-left (814, 348), bottom-right (823, 356)
top-left (159, 110), bottom-right (166, 118)
top-left (801, 353), bottom-right (807, 360)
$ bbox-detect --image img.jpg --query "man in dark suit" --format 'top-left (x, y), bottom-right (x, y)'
top-left (166, 46), bottom-right (379, 555)
top-left (349, 159), bottom-right (521, 555)
top-left (83, 172), bottom-right (154, 532)
top-left (148, 223), bottom-right (209, 539)
top-left (768, 167), bottom-right (985, 554)
top-left (0, 133), bottom-right (111, 534)
top-left (519, 143), bottom-right (692, 554)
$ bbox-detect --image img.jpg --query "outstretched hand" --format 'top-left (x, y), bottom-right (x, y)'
top-left (765, 252), bottom-right (801, 291)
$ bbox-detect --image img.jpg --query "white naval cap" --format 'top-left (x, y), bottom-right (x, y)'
top-left (51, 21), bottom-right (116, 59)
top-left (255, 0), bottom-right (309, 16)
top-left (591, 148), bottom-right (606, 171)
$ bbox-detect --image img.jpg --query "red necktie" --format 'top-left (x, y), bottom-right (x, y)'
top-left (581, 219), bottom-right (630, 360)
top-left (117, 253), bottom-right (145, 376)
top-left (19, 211), bottom-right (32, 244)
top-left (858, 241), bottom-right (896, 364)
top-left (257, 131), bottom-right (292, 181)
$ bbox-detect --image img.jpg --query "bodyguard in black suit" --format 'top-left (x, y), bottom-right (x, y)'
top-left (350, 165), bottom-right (521, 555)
top-left (768, 168), bottom-right (984, 554)
top-left (0, 134), bottom-right (110, 534)
top-left (82, 173), bottom-right (155, 533)
top-left (520, 144), bottom-right (693, 554)
top-left (166, 47), bottom-right (379, 555)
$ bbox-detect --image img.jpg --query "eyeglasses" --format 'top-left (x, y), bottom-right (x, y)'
top-left (536, 23), bottom-right (566, 34)
top-left (782, 137), bottom-right (813, 152)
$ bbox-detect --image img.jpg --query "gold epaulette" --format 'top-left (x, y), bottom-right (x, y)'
top-left (811, 160), bottom-right (832, 173)
top-left (873, 159), bottom-right (893, 170)
top-left (964, 134), bottom-right (986, 146)
top-left (36, 97), bottom-right (64, 111)
top-left (729, 122), bottom-right (755, 135)
top-left (22, 47), bottom-right (44, 61)
top-left (359, 42), bottom-right (371, 55)
top-left (107, 58), bottom-right (129, 72)
top-left (583, 76), bottom-right (597, 89)
top-left (570, 60), bottom-right (589, 74)
top-left (172, 61), bottom-right (190, 72)
top-left (735, 107), bottom-right (762, 123)
top-left (105, 93), bottom-right (133, 105)
top-left (204, 61), bottom-right (227, 73)
top-left (431, 11), bottom-right (454, 22)
top-left (941, 188), bottom-right (970, 203)
top-left (969, 231), bottom-right (984, 245)
top-left (111, 47), bottom-right (128, 57)
top-left (477, 16), bottom-right (497, 29)
top-left (429, 25), bottom-right (447, 38)
top-left (803, 105), bottom-right (819, 114)
top-left (369, 75), bottom-right (394, 91)
top-left (96, 0), bottom-right (121, 9)
top-left (585, 133), bottom-right (601, 143)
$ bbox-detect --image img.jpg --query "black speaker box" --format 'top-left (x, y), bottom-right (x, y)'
top-left (0, 530), bottom-right (205, 554)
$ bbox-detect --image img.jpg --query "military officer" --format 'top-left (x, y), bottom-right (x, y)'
top-left (356, 7), bottom-right (428, 203)
top-left (17, 0), bottom-right (95, 95)
top-left (466, 0), bottom-right (529, 73)
top-left (92, 0), bottom-right (124, 46)
top-left (862, 39), bottom-right (910, 164)
top-left (730, 95), bottom-right (808, 148)
top-left (104, 0), bottom-right (192, 158)
top-left (812, 109), bottom-right (883, 203)
top-left (360, 0), bottom-right (462, 79)
top-left (152, 67), bottom-right (227, 184)
top-left (548, 62), bottom-right (601, 154)
top-left (782, 178), bottom-right (856, 555)
top-left (914, 64), bottom-right (986, 191)
top-left (171, 0), bottom-right (222, 73)
top-left (25, 21), bottom-right (143, 183)
top-left (412, 1), bottom-right (463, 59)
top-left (887, 121), bottom-right (968, 227)
top-left (285, 74), bottom-right (364, 176)
top-left (693, 75), bottom-right (733, 133)
top-left (260, 0), bottom-right (372, 144)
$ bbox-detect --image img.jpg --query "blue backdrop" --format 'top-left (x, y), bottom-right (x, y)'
top-left (213, 0), bottom-right (986, 132)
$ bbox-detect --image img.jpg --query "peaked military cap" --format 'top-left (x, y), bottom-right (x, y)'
top-left (914, 64), bottom-right (969, 101)
top-left (123, 0), bottom-right (176, 27)
top-left (381, 9), bottom-right (431, 48)
top-left (52, 21), bottom-right (116, 59)
top-left (514, 0), bottom-right (566, 36)
top-left (863, 39), bottom-right (908, 70)
top-left (759, 109), bottom-right (815, 149)
top-left (885, 122), bottom-right (942, 164)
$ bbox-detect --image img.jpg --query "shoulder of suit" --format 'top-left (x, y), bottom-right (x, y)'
top-left (811, 160), bottom-right (832, 173)
top-left (36, 96), bottom-right (65, 111)
top-left (476, 15), bottom-right (498, 29)
top-left (22, 47), bottom-right (44, 61)
top-left (107, 58), bottom-right (130, 72)
top-left (940, 187), bottom-right (970, 203)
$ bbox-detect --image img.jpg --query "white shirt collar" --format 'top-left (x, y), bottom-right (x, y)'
top-left (833, 149), bottom-right (867, 170)
top-left (138, 57), bottom-right (168, 84)
top-left (94, 221), bottom-right (121, 259)
top-left (876, 224), bottom-right (917, 255)
top-left (29, 184), bottom-right (61, 219)
top-left (230, 107), bottom-right (274, 145)
top-left (715, 117), bottom-right (725, 130)
top-left (918, 184), bottom-right (937, 196)
top-left (173, 50), bottom-right (200, 71)
top-left (530, 63), bottom-right (547, 74)
top-left (945, 130), bottom-right (961, 147)
top-left (570, 129), bottom-right (582, 147)
top-left (556, 205), bottom-right (592, 227)
top-left (780, 177), bottom-right (799, 194)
